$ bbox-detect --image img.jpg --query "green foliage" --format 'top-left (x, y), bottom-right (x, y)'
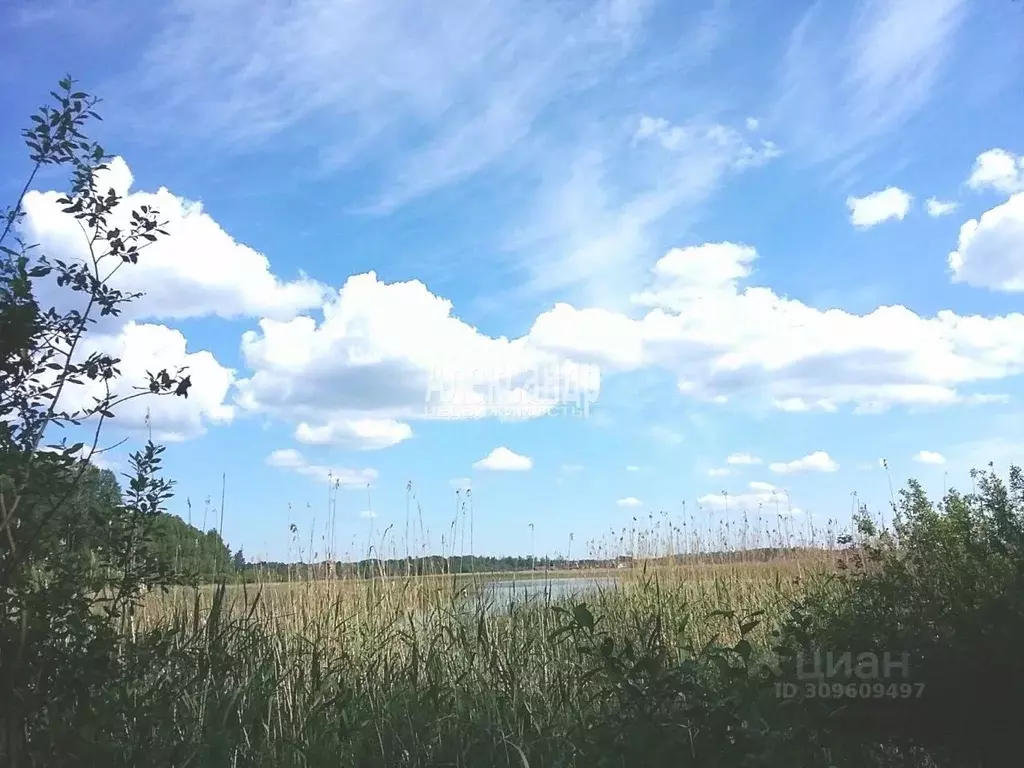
top-left (0, 77), bottom-right (191, 764)
top-left (147, 512), bottom-right (233, 583)
top-left (774, 465), bottom-right (1024, 767)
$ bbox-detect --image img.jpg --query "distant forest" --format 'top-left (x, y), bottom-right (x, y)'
top-left (77, 462), bottom-right (819, 584)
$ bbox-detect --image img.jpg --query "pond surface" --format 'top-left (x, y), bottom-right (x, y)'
top-left (477, 576), bottom-right (620, 607)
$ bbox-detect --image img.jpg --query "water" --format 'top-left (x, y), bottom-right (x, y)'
top-left (476, 576), bottom-right (620, 608)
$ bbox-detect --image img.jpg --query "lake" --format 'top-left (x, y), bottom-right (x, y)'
top-left (475, 576), bottom-right (620, 608)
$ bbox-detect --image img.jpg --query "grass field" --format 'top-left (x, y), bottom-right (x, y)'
top-left (122, 548), bottom-right (847, 766)
top-left (15, 474), bottom-right (1024, 767)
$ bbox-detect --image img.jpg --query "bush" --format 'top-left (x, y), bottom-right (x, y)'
top-left (775, 466), bottom-right (1024, 767)
top-left (0, 78), bottom-right (190, 765)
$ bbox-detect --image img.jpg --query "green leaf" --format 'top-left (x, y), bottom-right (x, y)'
top-left (572, 603), bottom-right (595, 632)
top-left (739, 619), bottom-right (760, 635)
top-left (735, 638), bottom-right (753, 664)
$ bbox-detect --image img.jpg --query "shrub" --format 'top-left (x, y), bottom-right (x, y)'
top-left (776, 466), bottom-right (1024, 767)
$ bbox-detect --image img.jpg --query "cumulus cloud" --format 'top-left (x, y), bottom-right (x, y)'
top-left (58, 321), bottom-right (236, 442)
top-left (967, 149), bottom-right (1024, 194)
top-left (948, 193), bottom-right (1024, 292)
top-left (617, 496), bottom-right (642, 508)
top-left (235, 271), bottom-right (601, 436)
top-left (926, 197), bottom-right (958, 217)
top-left (21, 157), bottom-right (329, 324)
top-left (527, 242), bottom-right (1024, 414)
top-left (726, 452), bottom-right (762, 465)
top-left (698, 480), bottom-right (802, 515)
top-left (914, 450), bottom-right (946, 464)
top-left (234, 270), bottom-right (598, 438)
top-left (473, 446), bottom-right (532, 471)
top-left (265, 448), bottom-right (377, 487)
top-left (769, 451), bottom-right (839, 474)
top-left (31, 149), bottom-right (1024, 454)
top-left (294, 417), bottom-right (413, 450)
top-left (846, 187), bottom-right (913, 228)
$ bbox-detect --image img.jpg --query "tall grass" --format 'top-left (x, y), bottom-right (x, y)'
top-left (119, 494), bottom-right (851, 767)
top-left (126, 560), bottom-right (824, 767)
top-left (16, 469), bottom-right (1024, 767)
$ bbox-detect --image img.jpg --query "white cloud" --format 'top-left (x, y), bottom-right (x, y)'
top-left (617, 496), bottom-right (642, 508)
top-left (913, 450), bottom-right (946, 465)
top-left (707, 467), bottom-right (732, 477)
top-left (131, 0), bottom-right (653, 210)
top-left (777, 0), bottom-right (965, 165)
top-left (634, 118), bottom-right (780, 168)
top-left (967, 149), bottom-right (1024, 194)
top-left (769, 451), bottom-right (839, 474)
top-left (847, 187), bottom-right (912, 228)
top-left (948, 193), bottom-right (1024, 292)
top-left (513, 117), bottom-right (781, 307)
top-left (235, 270), bottom-right (600, 433)
top-left (266, 448), bottom-right (377, 487)
top-left (295, 417), bottom-right (412, 450)
top-left (926, 197), bottom-right (958, 217)
top-left (698, 481), bottom-right (802, 515)
top-left (745, 117), bottom-right (760, 131)
top-left (450, 477), bottom-right (472, 490)
top-left (726, 452), bottom-right (762, 465)
top-left (631, 242), bottom-right (758, 306)
top-left (473, 446), bottom-right (532, 472)
top-left (647, 425), bottom-right (684, 446)
top-left (528, 242), bottom-right (1024, 414)
top-left (359, 510), bottom-right (378, 519)
top-left (60, 321), bottom-right (235, 442)
top-left (625, 464), bottom-right (641, 472)
top-left (21, 157), bottom-right (328, 324)
top-left (964, 393), bottom-right (1009, 406)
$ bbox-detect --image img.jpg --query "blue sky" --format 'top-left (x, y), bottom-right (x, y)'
top-left (3, 0), bottom-right (1024, 561)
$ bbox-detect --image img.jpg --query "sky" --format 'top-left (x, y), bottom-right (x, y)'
top-left (2, 0), bottom-right (1024, 562)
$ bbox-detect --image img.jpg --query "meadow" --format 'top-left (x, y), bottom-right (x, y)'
top-left (129, 549), bottom-right (826, 766)
top-left (111, 504), bottom-right (986, 768)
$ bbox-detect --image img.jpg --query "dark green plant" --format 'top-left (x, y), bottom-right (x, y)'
top-left (775, 466), bottom-right (1024, 767)
top-left (0, 77), bottom-right (191, 765)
